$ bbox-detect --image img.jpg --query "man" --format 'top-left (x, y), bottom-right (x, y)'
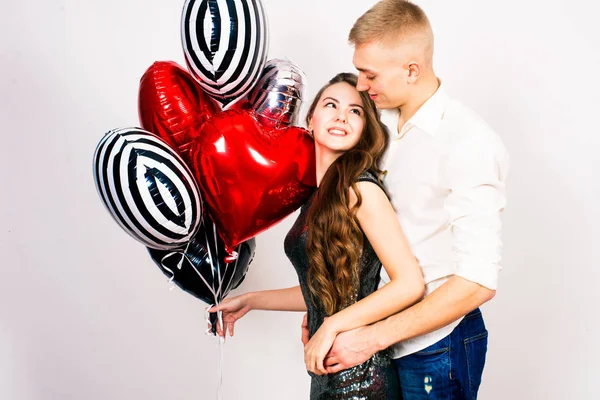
top-left (302, 1), bottom-right (509, 398)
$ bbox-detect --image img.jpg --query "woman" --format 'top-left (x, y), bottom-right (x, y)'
top-left (210, 73), bottom-right (424, 399)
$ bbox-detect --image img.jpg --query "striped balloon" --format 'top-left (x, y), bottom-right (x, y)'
top-left (93, 127), bottom-right (202, 250)
top-left (181, 0), bottom-right (269, 107)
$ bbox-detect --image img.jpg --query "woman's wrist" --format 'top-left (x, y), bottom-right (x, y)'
top-left (241, 292), bottom-right (256, 310)
top-left (323, 315), bottom-right (343, 334)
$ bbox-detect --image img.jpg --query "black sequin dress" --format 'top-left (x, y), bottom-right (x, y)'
top-left (284, 171), bottom-right (400, 399)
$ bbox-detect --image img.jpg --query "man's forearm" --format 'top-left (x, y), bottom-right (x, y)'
top-left (372, 275), bottom-right (495, 351)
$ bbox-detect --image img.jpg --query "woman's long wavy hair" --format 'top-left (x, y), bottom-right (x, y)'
top-left (305, 73), bottom-right (389, 315)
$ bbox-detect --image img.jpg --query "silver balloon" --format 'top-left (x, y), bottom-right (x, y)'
top-left (248, 58), bottom-right (307, 128)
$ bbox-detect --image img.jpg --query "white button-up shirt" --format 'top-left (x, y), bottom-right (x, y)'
top-left (378, 84), bottom-right (509, 358)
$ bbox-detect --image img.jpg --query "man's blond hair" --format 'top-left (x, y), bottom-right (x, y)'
top-left (349, 0), bottom-right (432, 47)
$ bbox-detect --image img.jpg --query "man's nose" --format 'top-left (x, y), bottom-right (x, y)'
top-left (356, 75), bottom-right (369, 92)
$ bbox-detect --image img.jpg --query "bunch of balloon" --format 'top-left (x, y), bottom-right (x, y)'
top-left (92, 0), bottom-right (316, 337)
top-left (92, 127), bottom-right (257, 336)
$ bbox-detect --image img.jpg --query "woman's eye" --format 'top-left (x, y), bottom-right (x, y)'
top-left (350, 108), bottom-right (362, 116)
top-left (325, 102), bottom-right (336, 108)
top-left (367, 76), bottom-right (375, 80)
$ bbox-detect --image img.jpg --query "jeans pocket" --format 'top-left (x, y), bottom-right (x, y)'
top-left (413, 335), bottom-right (450, 356)
top-left (413, 346), bottom-right (450, 356)
top-left (464, 331), bottom-right (488, 399)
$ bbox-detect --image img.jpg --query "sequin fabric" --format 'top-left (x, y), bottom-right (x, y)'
top-left (284, 171), bottom-right (400, 399)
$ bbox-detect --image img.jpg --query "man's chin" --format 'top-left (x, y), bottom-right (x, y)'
top-left (375, 103), bottom-right (394, 110)
top-left (375, 100), bottom-right (401, 110)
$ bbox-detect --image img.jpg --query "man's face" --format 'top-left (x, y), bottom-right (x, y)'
top-left (352, 41), bottom-right (410, 110)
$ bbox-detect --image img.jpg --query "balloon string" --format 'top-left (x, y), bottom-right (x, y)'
top-left (200, 221), bottom-right (225, 337)
top-left (160, 262), bottom-right (177, 291)
top-left (221, 251), bottom-right (240, 299)
top-left (206, 222), bottom-right (231, 400)
top-left (158, 253), bottom-right (183, 291)
top-left (212, 222), bottom-right (224, 299)
top-left (201, 220), bottom-right (219, 302)
top-left (182, 254), bottom-right (218, 299)
top-left (204, 306), bottom-right (225, 400)
top-left (158, 241), bottom-right (193, 290)
top-left (211, 221), bottom-right (240, 300)
top-left (158, 228), bottom-right (227, 400)
top-left (161, 221), bottom-right (238, 400)
top-left (218, 332), bottom-right (224, 400)
top-left (162, 250), bottom-right (224, 400)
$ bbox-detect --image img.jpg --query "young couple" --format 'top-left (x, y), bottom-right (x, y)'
top-left (210, 1), bottom-right (509, 398)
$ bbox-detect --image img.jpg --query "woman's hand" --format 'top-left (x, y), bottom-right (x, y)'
top-left (208, 293), bottom-right (253, 338)
top-left (304, 318), bottom-right (338, 375)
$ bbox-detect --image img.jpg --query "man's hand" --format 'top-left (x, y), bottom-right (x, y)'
top-left (324, 325), bottom-right (379, 374)
top-left (301, 313), bottom-right (309, 345)
top-left (321, 276), bottom-right (496, 374)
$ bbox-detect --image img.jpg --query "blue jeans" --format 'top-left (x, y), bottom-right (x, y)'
top-left (393, 308), bottom-right (488, 399)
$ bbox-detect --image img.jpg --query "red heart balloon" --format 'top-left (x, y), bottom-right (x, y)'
top-left (138, 61), bottom-right (220, 165)
top-left (191, 110), bottom-right (316, 251)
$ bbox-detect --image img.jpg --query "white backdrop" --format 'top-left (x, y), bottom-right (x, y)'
top-left (1, 0), bottom-right (599, 399)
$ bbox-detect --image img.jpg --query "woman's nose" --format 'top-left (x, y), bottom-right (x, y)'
top-left (335, 113), bottom-right (347, 123)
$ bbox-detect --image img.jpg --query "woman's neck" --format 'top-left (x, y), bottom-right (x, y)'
top-left (315, 146), bottom-right (341, 187)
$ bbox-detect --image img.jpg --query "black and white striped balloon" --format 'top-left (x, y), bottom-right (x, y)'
top-left (93, 127), bottom-right (202, 250)
top-left (181, 0), bottom-right (269, 107)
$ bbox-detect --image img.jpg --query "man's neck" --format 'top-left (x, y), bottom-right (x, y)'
top-left (397, 76), bottom-right (440, 132)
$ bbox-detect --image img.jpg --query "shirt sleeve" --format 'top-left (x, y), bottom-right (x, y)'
top-left (442, 135), bottom-right (510, 290)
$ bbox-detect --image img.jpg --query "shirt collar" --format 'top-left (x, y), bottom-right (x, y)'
top-left (380, 82), bottom-right (450, 139)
